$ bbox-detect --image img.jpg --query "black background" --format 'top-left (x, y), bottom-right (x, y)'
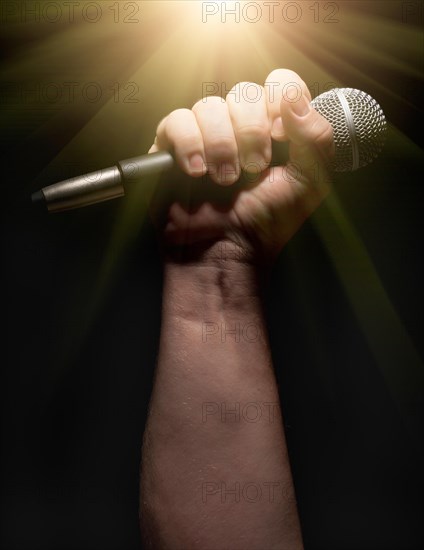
top-left (1, 1), bottom-right (423, 549)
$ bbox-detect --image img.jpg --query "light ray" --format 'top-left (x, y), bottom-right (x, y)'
top-left (311, 190), bottom-right (423, 450)
top-left (19, 1), bottom-right (422, 410)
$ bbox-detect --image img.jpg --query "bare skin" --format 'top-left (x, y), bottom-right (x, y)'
top-left (140, 69), bottom-right (334, 549)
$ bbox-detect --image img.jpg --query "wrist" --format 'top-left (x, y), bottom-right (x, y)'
top-left (162, 239), bottom-right (269, 319)
top-left (160, 235), bottom-right (274, 272)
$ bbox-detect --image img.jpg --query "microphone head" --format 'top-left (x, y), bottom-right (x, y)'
top-left (310, 88), bottom-right (387, 172)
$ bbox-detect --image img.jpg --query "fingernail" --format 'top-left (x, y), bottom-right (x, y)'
top-left (219, 163), bottom-right (238, 185)
top-left (188, 153), bottom-right (206, 173)
top-left (291, 94), bottom-right (310, 117)
top-left (272, 117), bottom-right (284, 136)
top-left (243, 152), bottom-right (266, 174)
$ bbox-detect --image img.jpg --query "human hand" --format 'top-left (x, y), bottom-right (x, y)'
top-left (149, 68), bottom-right (334, 265)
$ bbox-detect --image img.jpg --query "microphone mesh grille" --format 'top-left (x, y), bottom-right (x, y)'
top-left (311, 88), bottom-right (387, 172)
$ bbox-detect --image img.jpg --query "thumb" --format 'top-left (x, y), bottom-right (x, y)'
top-left (280, 91), bottom-right (335, 190)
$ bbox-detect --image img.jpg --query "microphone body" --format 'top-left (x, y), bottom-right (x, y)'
top-left (32, 88), bottom-right (386, 213)
top-left (33, 151), bottom-right (174, 213)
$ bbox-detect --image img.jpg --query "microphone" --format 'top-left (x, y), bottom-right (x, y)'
top-left (32, 88), bottom-right (387, 213)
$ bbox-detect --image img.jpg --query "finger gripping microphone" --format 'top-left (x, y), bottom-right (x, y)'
top-left (32, 88), bottom-right (387, 213)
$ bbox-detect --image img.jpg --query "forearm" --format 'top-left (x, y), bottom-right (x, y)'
top-left (140, 244), bottom-right (303, 549)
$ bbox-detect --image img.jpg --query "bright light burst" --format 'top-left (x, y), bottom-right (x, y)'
top-left (12, 1), bottom-right (422, 424)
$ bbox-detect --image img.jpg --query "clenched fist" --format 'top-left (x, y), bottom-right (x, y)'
top-left (149, 68), bottom-right (334, 264)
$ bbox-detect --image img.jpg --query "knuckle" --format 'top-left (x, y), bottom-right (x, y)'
top-left (165, 124), bottom-right (198, 145)
top-left (174, 132), bottom-right (201, 147)
top-left (206, 134), bottom-right (237, 156)
top-left (282, 69), bottom-right (302, 82)
top-left (236, 123), bottom-right (269, 143)
top-left (166, 108), bottom-right (192, 128)
top-left (265, 69), bottom-right (311, 101)
top-left (175, 107), bottom-right (192, 116)
top-left (168, 108), bottom-right (192, 120)
top-left (226, 82), bottom-right (263, 102)
top-left (226, 82), bottom-right (242, 100)
top-left (266, 68), bottom-right (302, 86)
top-left (164, 110), bottom-right (200, 145)
top-left (192, 95), bottom-right (225, 112)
